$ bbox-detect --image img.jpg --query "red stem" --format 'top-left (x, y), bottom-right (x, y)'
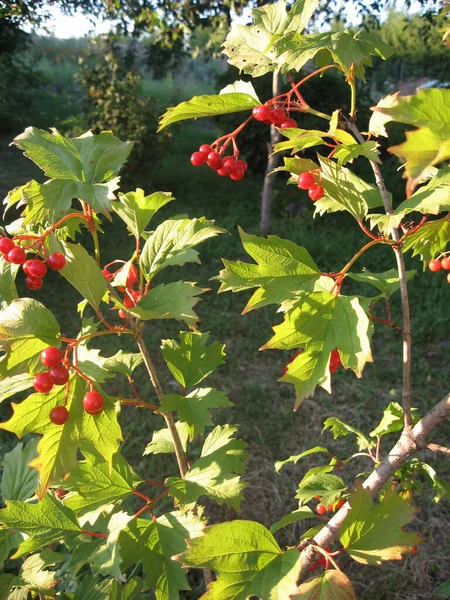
top-left (81, 530), bottom-right (106, 539)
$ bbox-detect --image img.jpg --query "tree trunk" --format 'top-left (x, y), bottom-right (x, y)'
top-left (260, 71), bottom-right (282, 236)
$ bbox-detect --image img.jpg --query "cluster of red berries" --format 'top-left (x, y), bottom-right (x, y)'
top-left (34, 347), bottom-right (70, 394)
top-left (190, 145), bottom-right (248, 181)
top-left (49, 390), bottom-right (104, 426)
top-left (252, 105), bottom-right (297, 129)
top-left (0, 236), bottom-right (66, 290)
top-left (297, 171), bottom-right (325, 202)
top-left (308, 547), bottom-right (332, 572)
top-left (315, 497), bottom-right (345, 515)
top-left (428, 256), bottom-right (450, 284)
top-left (102, 264), bottom-right (142, 319)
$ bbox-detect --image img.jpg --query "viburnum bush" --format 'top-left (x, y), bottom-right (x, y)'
top-left (0, 1), bottom-right (449, 598)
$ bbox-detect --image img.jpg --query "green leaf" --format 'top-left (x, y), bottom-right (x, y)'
top-left (1, 439), bottom-right (39, 501)
top-left (291, 570), bottom-right (357, 599)
top-left (0, 298), bottom-right (60, 377)
top-left (263, 292), bottom-right (373, 407)
top-left (0, 373), bottom-right (34, 403)
top-left (0, 376), bottom-right (122, 497)
top-left (0, 573), bottom-right (17, 598)
top-left (161, 332), bottom-right (226, 388)
top-left (160, 388), bottom-right (232, 440)
top-left (314, 157), bottom-right (383, 221)
top-left (219, 80), bottom-right (261, 102)
top-left (402, 217), bottom-right (450, 266)
top-left (119, 511), bottom-right (205, 599)
top-left (109, 578), bottom-right (141, 600)
top-left (437, 581), bottom-right (450, 599)
top-left (270, 508), bottom-right (315, 534)
top-left (159, 92), bottom-right (259, 130)
top-left (16, 550), bottom-right (64, 594)
top-left (102, 350), bottom-right (143, 378)
top-left (368, 93), bottom-right (399, 138)
top-left (140, 217), bottom-right (225, 279)
top-left (64, 449), bottom-right (142, 517)
top-left (391, 129), bottom-right (450, 181)
top-left (275, 446), bottom-right (331, 473)
top-left (370, 402), bottom-right (420, 438)
top-left (125, 281), bottom-right (206, 326)
top-left (165, 425), bottom-right (247, 510)
top-left (90, 511), bottom-right (133, 578)
top-left (323, 417), bottom-right (373, 451)
top-left (73, 577), bottom-right (112, 600)
top-left (406, 459), bottom-right (450, 503)
top-left (333, 141), bottom-right (381, 165)
top-left (273, 128), bottom-right (327, 154)
top-left (393, 168), bottom-right (450, 218)
top-left (340, 486), bottom-right (422, 564)
top-left (215, 228), bottom-right (322, 312)
top-left (272, 156), bottom-right (320, 181)
top-left (346, 268), bottom-right (417, 298)
top-left (144, 422), bottom-right (190, 455)
top-left (13, 127), bottom-right (132, 183)
top-left (175, 520), bottom-right (301, 600)
top-left (59, 241), bottom-right (108, 310)
top-left (0, 529), bottom-right (23, 569)
top-left (0, 494), bottom-right (81, 558)
top-left (296, 473), bottom-right (347, 507)
top-left (0, 255), bottom-right (19, 305)
top-left (112, 189), bottom-right (174, 238)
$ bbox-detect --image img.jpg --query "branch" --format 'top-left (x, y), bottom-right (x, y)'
top-left (427, 443), bottom-right (450, 457)
top-left (297, 392), bottom-right (450, 581)
top-left (345, 118), bottom-right (413, 430)
top-left (135, 331), bottom-right (189, 477)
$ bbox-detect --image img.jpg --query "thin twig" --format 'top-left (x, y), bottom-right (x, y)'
top-left (427, 443), bottom-right (450, 456)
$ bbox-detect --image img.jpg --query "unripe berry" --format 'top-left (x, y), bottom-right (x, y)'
top-left (50, 365), bottom-right (70, 385)
top-left (25, 276), bottom-right (43, 290)
top-left (8, 246), bottom-right (26, 264)
top-left (49, 406), bottom-right (69, 425)
top-left (316, 504), bottom-right (327, 515)
top-left (270, 108), bottom-right (286, 125)
top-left (252, 105), bottom-right (272, 122)
top-left (428, 259), bottom-right (442, 272)
top-left (26, 260), bottom-right (47, 277)
top-left (34, 372), bottom-right (54, 393)
top-left (41, 346), bottom-right (63, 367)
top-left (297, 172), bottom-right (315, 190)
top-left (308, 184), bottom-right (325, 202)
top-left (48, 252), bottom-right (66, 270)
top-left (0, 238), bottom-right (16, 254)
top-left (190, 151), bottom-right (206, 167)
top-left (441, 256), bottom-right (450, 270)
top-left (83, 391), bottom-right (104, 415)
top-left (280, 118), bottom-right (297, 128)
top-left (206, 151), bottom-right (223, 170)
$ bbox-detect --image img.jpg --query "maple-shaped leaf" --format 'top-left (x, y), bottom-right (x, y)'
top-left (270, 508), bottom-right (315, 534)
top-left (393, 168), bottom-right (450, 219)
top-left (15, 550), bottom-right (65, 595)
top-left (165, 425), bottom-right (247, 510)
top-left (0, 375), bottom-right (122, 497)
top-left (0, 373), bottom-right (34, 403)
top-left (296, 472), bottom-right (347, 507)
top-left (119, 511), bottom-right (205, 600)
top-left (144, 422), bottom-right (190, 455)
top-left (368, 93), bottom-right (399, 138)
top-left (323, 417), bottom-right (374, 450)
top-left (274, 128), bottom-right (327, 154)
top-left (369, 402), bottom-right (420, 438)
top-left (161, 331), bottom-right (226, 388)
top-left (175, 519), bottom-right (301, 600)
top-left (0, 254), bottom-right (19, 305)
top-left (1, 439), bottom-right (39, 501)
top-left (340, 486), bottom-right (422, 564)
top-left (215, 228), bottom-right (322, 312)
top-left (291, 570), bottom-right (357, 599)
top-left (63, 449), bottom-right (142, 517)
top-left (140, 217), bottom-right (226, 280)
top-left (275, 446), bottom-right (331, 473)
top-left (0, 494), bottom-right (82, 558)
top-left (112, 189), bottom-right (174, 238)
top-left (160, 388), bottom-right (232, 440)
top-left (333, 140), bottom-right (381, 165)
top-left (109, 577), bottom-right (141, 600)
top-left (0, 298), bottom-right (60, 378)
top-left (90, 511), bottom-right (133, 579)
top-left (402, 217), bottom-right (450, 267)
top-left (346, 268), bottom-right (417, 299)
top-left (262, 291), bottom-right (373, 407)
top-left (102, 350), bottom-right (144, 378)
top-left (272, 156), bottom-right (320, 181)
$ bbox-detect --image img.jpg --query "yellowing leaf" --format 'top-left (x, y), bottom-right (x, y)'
top-left (291, 570), bottom-right (357, 599)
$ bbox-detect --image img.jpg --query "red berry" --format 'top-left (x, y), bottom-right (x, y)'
top-left (49, 406), bottom-right (69, 425)
top-left (2, 253), bottom-right (9, 261)
top-left (190, 151), bottom-right (206, 167)
top-left (34, 372), bottom-right (54, 393)
top-left (308, 184), bottom-right (325, 202)
top-left (25, 275), bottom-right (43, 290)
top-left (0, 238), bottom-right (15, 254)
top-left (298, 172), bottom-right (316, 190)
top-left (217, 167), bottom-right (230, 177)
top-left (126, 265), bottom-right (139, 286)
top-left (447, 272), bottom-right (450, 284)
top-left (199, 144), bottom-right (213, 155)
top-left (123, 291), bottom-right (141, 308)
top-left (235, 159), bottom-right (248, 173)
top-left (55, 488), bottom-right (67, 499)
top-left (26, 259), bottom-right (47, 277)
top-left (411, 546), bottom-right (418, 553)
top-left (23, 260), bottom-right (33, 275)
top-left (441, 256), bottom-right (450, 270)
top-left (252, 105), bottom-right (272, 122)
top-left (270, 108), bottom-right (286, 125)
top-left (230, 165), bottom-right (246, 181)
top-left (206, 151), bottom-right (223, 170)
top-left (118, 309), bottom-right (127, 319)
top-left (428, 259), bottom-right (442, 272)
top-left (50, 365), bottom-right (70, 385)
top-left (317, 555), bottom-right (326, 566)
top-left (309, 564), bottom-right (317, 572)
top-left (328, 503), bottom-right (334, 512)
top-left (221, 157), bottom-right (237, 175)
top-left (48, 252), bottom-right (66, 270)
top-left (316, 504), bottom-right (327, 515)
top-left (83, 391), bottom-right (104, 415)
top-left (336, 498), bottom-right (345, 510)
top-left (314, 495), bottom-right (321, 500)
top-left (102, 268), bottom-right (112, 280)
top-left (40, 346), bottom-right (63, 367)
top-left (329, 349), bottom-right (342, 374)
top-left (280, 118), bottom-right (297, 128)
top-left (7, 246), bottom-right (26, 264)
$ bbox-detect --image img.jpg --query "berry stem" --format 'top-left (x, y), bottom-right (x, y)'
top-left (67, 363), bottom-right (92, 384)
top-left (17, 213), bottom-right (88, 243)
top-left (313, 545), bottom-right (342, 572)
top-left (119, 398), bottom-right (159, 411)
top-left (132, 489), bottom-right (152, 503)
top-left (213, 115), bottom-right (253, 151)
top-left (133, 505), bottom-right (151, 519)
top-left (357, 219), bottom-right (380, 241)
top-left (399, 214), bottom-right (429, 241)
top-left (81, 530), bottom-right (107, 539)
top-left (339, 238), bottom-right (384, 276)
